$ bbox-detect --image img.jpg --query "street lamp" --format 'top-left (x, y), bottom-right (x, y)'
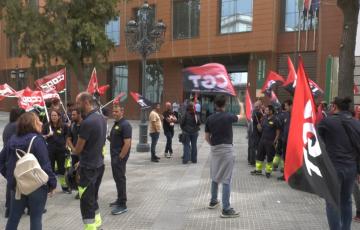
top-left (10, 66), bottom-right (25, 90)
top-left (125, 1), bottom-right (166, 152)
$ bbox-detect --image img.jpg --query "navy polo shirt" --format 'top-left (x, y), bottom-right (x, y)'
top-left (260, 115), bottom-right (279, 142)
top-left (78, 110), bottom-right (107, 169)
top-left (109, 118), bottom-right (132, 160)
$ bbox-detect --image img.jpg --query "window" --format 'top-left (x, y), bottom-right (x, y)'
top-left (256, 59), bottom-right (266, 89)
top-left (113, 65), bottom-right (128, 102)
top-left (173, 0), bottom-right (200, 39)
top-left (106, 17), bottom-right (120, 46)
top-left (220, 0), bottom-right (253, 34)
top-left (283, 0), bottom-right (319, 32)
top-left (144, 62), bottom-right (163, 103)
top-left (9, 37), bottom-right (18, 58)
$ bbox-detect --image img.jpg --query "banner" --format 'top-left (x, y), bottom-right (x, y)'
top-left (130, 92), bottom-right (153, 109)
top-left (182, 63), bottom-right (236, 96)
top-left (261, 71), bottom-right (285, 96)
top-left (35, 68), bottom-right (66, 93)
top-left (285, 58), bottom-right (340, 210)
top-left (245, 87), bottom-right (252, 121)
top-left (18, 88), bottom-right (46, 111)
top-left (0, 84), bottom-right (17, 101)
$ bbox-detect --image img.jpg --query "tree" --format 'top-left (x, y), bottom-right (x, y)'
top-left (337, 0), bottom-right (360, 99)
top-left (0, 0), bottom-right (119, 82)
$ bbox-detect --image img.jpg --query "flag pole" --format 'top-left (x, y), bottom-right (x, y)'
top-left (41, 92), bottom-right (52, 133)
top-left (313, 9), bottom-right (317, 50)
top-left (64, 67), bottom-right (68, 111)
top-left (60, 100), bottom-right (71, 122)
top-left (305, 3), bottom-right (311, 51)
top-left (297, 5), bottom-right (302, 52)
top-left (100, 99), bottom-right (115, 109)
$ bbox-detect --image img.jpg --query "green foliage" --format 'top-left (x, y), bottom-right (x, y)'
top-left (0, 0), bottom-right (119, 78)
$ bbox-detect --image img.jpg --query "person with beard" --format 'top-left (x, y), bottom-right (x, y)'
top-left (43, 110), bottom-right (70, 193)
top-left (250, 105), bottom-right (280, 178)
top-left (163, 102), bottom-right (177, 158)
top-left (149, 103), bottom-right (162, 162)
top-left (108, 104), bottom-right (132, 215)
top-left (73, 92), bottom-right (107, 230)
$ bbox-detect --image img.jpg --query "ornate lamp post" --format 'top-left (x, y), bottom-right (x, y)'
top-left (125, 1), bottom-right (166, 152)
top-left (10, 65), bottom-right (25, 90)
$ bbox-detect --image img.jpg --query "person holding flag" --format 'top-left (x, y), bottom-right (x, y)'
top-left (250, 105), bottom-right (280, 178)
top-left (318, 97), bottom-right (360, 230)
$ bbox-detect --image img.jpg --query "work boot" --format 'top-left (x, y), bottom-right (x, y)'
top-left (250, 170), bottom-right (262, 175)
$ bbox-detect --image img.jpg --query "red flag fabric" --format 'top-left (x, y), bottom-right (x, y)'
top-left (98, 85), bottom-right (110, 96)
top-left (283, 57), bottom-right (298, 94)
top-left (130, 92), bottom-right (153, 109)
top-left (182, 63), bottom-right (236, 96)
top-left (35, 68), bottom-right (66, 93)
top-left (0, 84), bottom-right (17, 101)
top-left (304, 0), bottom-right (312, 10)
top-left (261, 71), bottom-right (285, 96)
top-left (87, 68), bottom-right (98, 94)
top-left (308, 79), bottom-right (323, 97)
top-left (285, 58), bottom-right (340, 209)
top-left (113, 92), bottom-right (126, 105)
top-left (354, 85), bottom-right (359, 94)
top-left (18, 88), bottom-right (46, 111)
top-left (245, 87), bottom-right (252, 121)
top-left (42, 89), bottom-right (61, 101)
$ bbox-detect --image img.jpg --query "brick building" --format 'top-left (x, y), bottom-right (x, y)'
top-left (0, 0), bottom-right (343, 119)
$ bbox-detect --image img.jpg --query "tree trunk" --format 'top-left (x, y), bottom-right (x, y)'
top-left (337, 0), bottom-right (359, 99)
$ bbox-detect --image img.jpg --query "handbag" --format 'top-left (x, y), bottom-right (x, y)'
top-left (178, 133), bottom-right (185, 143)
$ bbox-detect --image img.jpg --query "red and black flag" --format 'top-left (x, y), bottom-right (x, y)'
top-left (308, 79), bottom-right (323, 98)
top-left (261, 71), bottom-right (285, 97)
top-left (270, 91), bottom-right (281, 108)
top-left (283, 57), bottom-right (298, 94)
top-left (182, 63), bottom-right (236, 96)
top-left (130, 92), bottom-right (153, 109)
top-left (87, 68), bottom-right (110, 96)
top-left (285, 59), bottom-right (340, 210)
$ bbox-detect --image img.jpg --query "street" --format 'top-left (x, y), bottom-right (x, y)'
top-left (0, 112), bottom-right (358, 230)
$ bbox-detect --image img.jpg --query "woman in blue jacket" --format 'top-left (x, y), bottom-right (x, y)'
top-left (0, 112), bottom-right (57, 230)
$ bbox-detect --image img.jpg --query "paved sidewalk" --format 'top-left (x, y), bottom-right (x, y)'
top-left (0, 118), bottom-right (358, 229)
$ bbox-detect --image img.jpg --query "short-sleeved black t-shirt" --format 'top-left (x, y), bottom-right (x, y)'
top-left (260, 115), bottom-right (279, 142)
top-left (205, 111), bottom-right (238, 146)
top-left (79, 110), bottom-right (107, 169)
top-left (109, 118), bottom-right (132, 160)
top-left (67, 122), bottom-right (81, 146)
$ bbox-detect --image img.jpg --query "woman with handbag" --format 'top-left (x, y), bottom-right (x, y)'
top-left (0, 112), bottom-right (57, 230)
top-left (180, 103), bottom-right (201, 164)
top-left (43, 109), bottom-right (70, 193)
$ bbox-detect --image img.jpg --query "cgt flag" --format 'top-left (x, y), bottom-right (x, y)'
top-left (35, 68), bottom-right (66, 93)
top-left (130, 92), bottom-right (153, 109)
top-left (18, 88), bottom-right (46, 111)
top-left (261, 71), bottom-right (285, 97)
top-left (183, 63), bottom-right (236, 96)
top-left (0, 84), bottom-right (17, 101)
top-left (285, 59), bottom-right (340, 210)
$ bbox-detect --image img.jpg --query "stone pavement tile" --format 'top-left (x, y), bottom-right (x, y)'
top-left (0, 122), bottom-right (359, 230)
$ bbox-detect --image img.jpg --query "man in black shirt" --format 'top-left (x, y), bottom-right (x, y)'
top-left (205, 95), bottom-right (244, 218)
top-left (251, 105), bottom-right (280, 178)
top-left (248, 100), bottom-right (263, 166)
top-left (66, 108), bottom-right (82, 167)
top-left (109, 104), bottom-right (132, 215)
top-left (163, 102), bottom-right (177, 158)
top-left (74, 92), bottom-right (107, 230)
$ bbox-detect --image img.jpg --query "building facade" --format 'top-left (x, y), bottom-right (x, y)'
top-left (0, 0), bottom-right (343, 119)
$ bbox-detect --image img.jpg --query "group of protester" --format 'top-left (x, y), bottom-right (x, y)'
top-left (1, 89), bottom-right (360, 229)
top-left (247, 96), bottom-right (360, 230)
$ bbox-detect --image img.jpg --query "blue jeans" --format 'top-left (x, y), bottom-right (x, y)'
top-left (182, 132), bottom-right (198, 163)
top-left (150, 132), bottom-right (160, 158)
top-left (164, 130), bottom-right (174, 153)
top-left (6, 186), bottom-right (48, 230)
top-left (326, 163), bottom-right (357, 230)
top-left (211, 181), bottom-right (230, 211)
